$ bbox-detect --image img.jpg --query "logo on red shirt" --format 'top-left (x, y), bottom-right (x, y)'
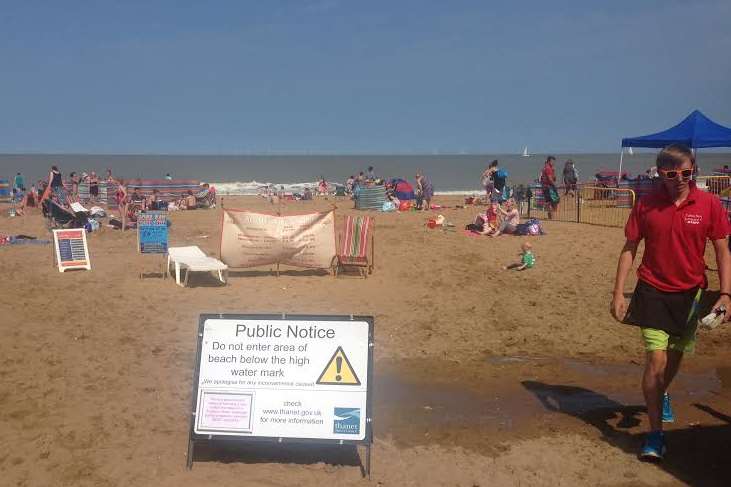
top-left (683, 213), bottom-right (703, 225)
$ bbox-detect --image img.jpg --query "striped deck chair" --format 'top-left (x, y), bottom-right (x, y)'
top-left (333, 215), bottom-right (374, 278)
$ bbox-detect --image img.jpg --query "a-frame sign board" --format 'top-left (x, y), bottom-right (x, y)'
top-left (187, 314), bottom-right (374, 478)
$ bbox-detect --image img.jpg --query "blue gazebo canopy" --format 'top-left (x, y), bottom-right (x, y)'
top-left (622, 110), bottom-right (731, 149)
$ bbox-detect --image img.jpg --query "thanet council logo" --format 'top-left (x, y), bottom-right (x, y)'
top-left (333, 408), bottom-right (360, 435)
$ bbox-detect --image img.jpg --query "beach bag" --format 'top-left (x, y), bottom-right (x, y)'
top-left (500, 186), bottom-right (512, 202)
top-left (494, 169), bottom-right (508, 189)
top-left (548, 186), bottom-right (560, 204)
top-left (382, 200), bottom-right (396, 212)
top-left (526, 219), bottom-right (544, 235)
top-left (516, 219), bottom-right (544, 236)
top-left (465, 223), bottom-right (484, 232)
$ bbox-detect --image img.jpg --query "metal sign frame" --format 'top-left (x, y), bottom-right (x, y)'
top-left (136, 211), bottom-right (169, 254)
top-left (187, 313), bottom-right (374, 478)
top-left (52, 228), bottom-right (92, 272)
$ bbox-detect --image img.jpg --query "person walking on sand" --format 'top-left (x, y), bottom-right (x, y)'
top-left (415, 172), bottom-right (433, 211)
top-left (610, 144), bottom-right (731, 462)
top-left (41, 165), bottom-right (67, 203)
top-left (540, 156), bottom-right (559, 219)
top-left (562, 159), bottom-right (578, 197)
top-left (481, 160), bottom-right (498, 200)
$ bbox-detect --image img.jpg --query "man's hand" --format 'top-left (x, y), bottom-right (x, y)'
top-left (610, 292), bottom-right (628, 322)
top-left (711, 294), bottom-right (731, 322)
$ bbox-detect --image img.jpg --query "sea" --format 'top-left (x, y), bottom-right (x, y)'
top-left (2, 152), bottom-right (730, 195)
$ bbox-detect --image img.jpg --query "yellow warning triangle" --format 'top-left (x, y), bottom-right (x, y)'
top-left (316, 346), bottom-right (361, 386)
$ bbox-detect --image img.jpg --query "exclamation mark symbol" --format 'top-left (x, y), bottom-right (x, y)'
top-left (335, 356), bottom-right (342, 382)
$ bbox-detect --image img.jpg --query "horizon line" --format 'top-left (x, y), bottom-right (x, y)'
top-left (0, 149), bottom-right (671, 157)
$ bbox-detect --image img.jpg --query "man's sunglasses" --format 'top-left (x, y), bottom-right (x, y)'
top-left (659, 168), bottom-right (694, 180)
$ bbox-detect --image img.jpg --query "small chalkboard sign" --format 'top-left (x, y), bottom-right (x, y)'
top-left (53, 229), bottom-right (91, 272)
top-left (137, 211), bottom-right (168, 254)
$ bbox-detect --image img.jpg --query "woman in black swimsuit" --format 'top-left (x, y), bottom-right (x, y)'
top-left (45, 165), bottom-right (69, 205)
top-left (89, 171), bottom-right (99, 201)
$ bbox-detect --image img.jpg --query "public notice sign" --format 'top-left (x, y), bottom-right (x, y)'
top-left (137, 211), bottom-right (168, 254)
top-left (53, 229), bottom-right (91, 272)
top-left (189, 315), bottom-right (373, 448)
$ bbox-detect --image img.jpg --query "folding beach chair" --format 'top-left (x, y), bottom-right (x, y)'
top-left (332, 215), bottom-right (374, 278)
top-left (43, 198), bottom-right (88, 229)
top-left (167, 246), bottom-right (228, 287)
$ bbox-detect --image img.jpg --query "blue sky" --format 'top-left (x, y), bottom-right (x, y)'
top-left (1, 0), bottom-right (729, 153)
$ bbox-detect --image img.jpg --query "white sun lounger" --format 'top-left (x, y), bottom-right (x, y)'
top-left (167, 246), bottom-right (228, 287)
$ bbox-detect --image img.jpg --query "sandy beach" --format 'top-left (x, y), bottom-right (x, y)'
top-left (1, 195), bottom-right (729, 487)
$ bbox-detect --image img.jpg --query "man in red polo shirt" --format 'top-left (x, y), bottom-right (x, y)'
top-left (611, 144), bottom-right (731, 461)
top-left (540, 156), bottom-right (559, 219)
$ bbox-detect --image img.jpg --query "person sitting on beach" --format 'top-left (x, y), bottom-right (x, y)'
top-left (20, 184), bottom-right (39, 213)
top-left (345, 176), bottom-right (355, 194)
top-left (366, 166), bottom-right (376, 182)
top-left (130, 187), bottom-right (144, 204)
top-left (14, 188), bottom-right (36, 216)
top-left (491, 198), bottom-right (520, 236)
top-left (194, 183), bottom-right (216, 208)
top-left (503, 242), bottom-right (535, 271)
top-left (303, 187), bottom-right (313, 200)
top-left (485, 200), bottom-right (500, 231)
top-left (174, 190), bottom-right (196, 210)
top-left (187, 191), bottom-right (197, 209)
top-left (465, 201), bottom-right (499, 235)
top-left (146, 189), bottom-right (162, 210)
top-left (383, 190), bottom-right (400, 211)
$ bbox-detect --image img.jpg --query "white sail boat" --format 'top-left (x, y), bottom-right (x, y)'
top-left (628, 147), bottom-right (634, 155)
top-left (521, 146), bottom-right (531, 157)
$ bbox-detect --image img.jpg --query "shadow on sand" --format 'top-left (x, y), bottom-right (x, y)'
top-left (228, 269), bottom-right (331, 278)
top-left (190, 440), bottom-right (365, 475)
top-left (522, 381), bottom-right (730, 487)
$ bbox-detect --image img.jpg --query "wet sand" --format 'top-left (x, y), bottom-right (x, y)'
top-left (1, 196), bottom-right (730, 486)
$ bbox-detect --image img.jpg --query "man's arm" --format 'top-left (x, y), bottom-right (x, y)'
top-left (611, 239), bottom-right (639, 321)
top-left (711, 238), bottom-right (731, 320)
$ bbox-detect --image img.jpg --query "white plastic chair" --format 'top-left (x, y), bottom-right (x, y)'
top-left (167, 246), bottom-right (228, 287)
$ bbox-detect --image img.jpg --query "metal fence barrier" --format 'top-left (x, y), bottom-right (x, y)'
top-left (522, 184), bottom-right (635, 228)
top-left (697, 175), bottom-right (731, 195)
